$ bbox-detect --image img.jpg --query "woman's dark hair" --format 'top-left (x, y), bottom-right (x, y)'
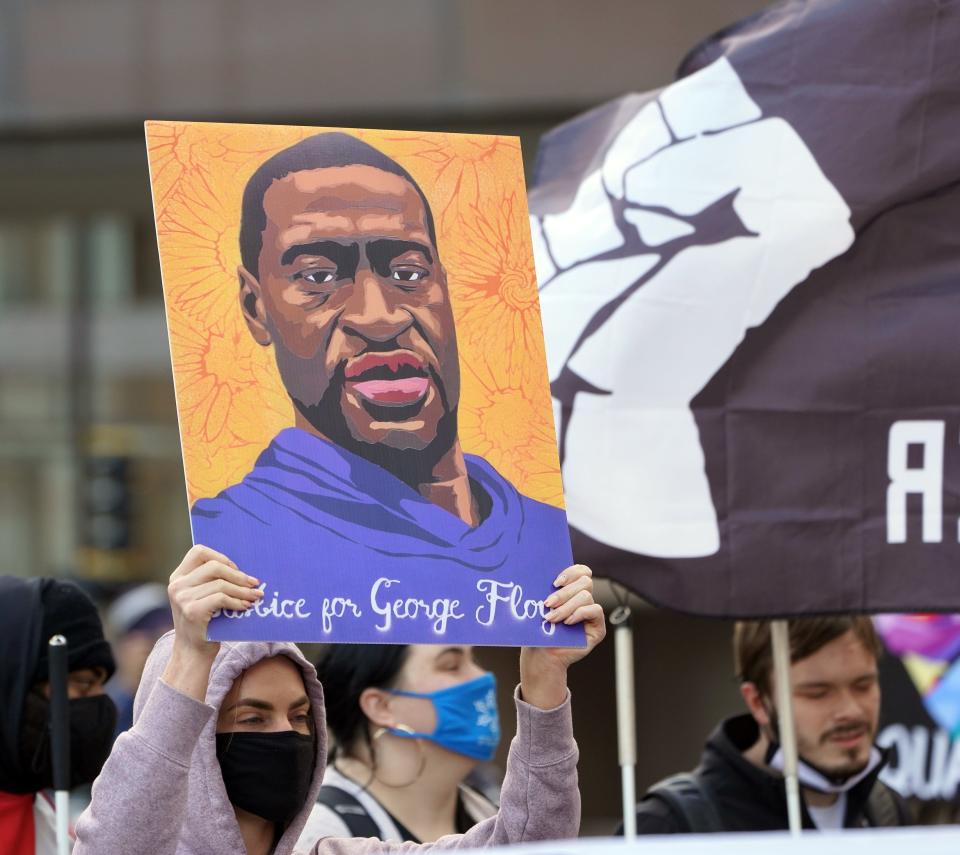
top-left (316, 644), bottom-right (410, 758)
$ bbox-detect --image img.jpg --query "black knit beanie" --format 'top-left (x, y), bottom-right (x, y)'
top-left (32, 580), bottom-right (116, 684)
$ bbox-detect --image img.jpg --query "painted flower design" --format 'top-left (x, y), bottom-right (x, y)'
top-left (157, 181), bottom-right (239, 326)
top-left (169, 311), bottom-right (274, 502)
top-left (459, 362), bottom-right (564, 509)
top-left (170, 312), bottom-right (252, 443)
top-left (146, 122), bottom-right (222, 221)
top-left (447, 191), bottom-right (545, 390)
top-left (382, 133), bottom-right (519, 234)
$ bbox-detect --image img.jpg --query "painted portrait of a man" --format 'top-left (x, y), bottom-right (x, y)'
top-left (147, 124), bottom-right (576, 645)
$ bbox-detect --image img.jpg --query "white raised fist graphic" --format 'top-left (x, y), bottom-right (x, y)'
top-left (534, 58), bottom-right (854, 558)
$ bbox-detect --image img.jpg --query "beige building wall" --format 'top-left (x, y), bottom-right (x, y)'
top-left (2, 0), bottom-right (769, 126)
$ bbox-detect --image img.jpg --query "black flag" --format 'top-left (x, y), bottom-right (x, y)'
top-left (530, 0), bottom-right (960, 616)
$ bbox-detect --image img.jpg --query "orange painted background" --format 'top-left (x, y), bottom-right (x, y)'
top-left (145, 121), bottom-right (564, 509)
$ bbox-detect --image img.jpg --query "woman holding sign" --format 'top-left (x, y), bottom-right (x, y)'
top-left (74, 545), bottom-right (604, 855)
top-left (298, 644), bottom-right (502, 847)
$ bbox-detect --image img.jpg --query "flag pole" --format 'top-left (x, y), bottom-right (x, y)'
top-left (48, 634), bottom-right (72, 855)
top-left (771, 620), bottom-right (802, 836)
top-left (610, 605), bottom-right (636, 839)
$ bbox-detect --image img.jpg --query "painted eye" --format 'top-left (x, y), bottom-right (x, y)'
top-left (301, 270), bottom-right (336, 285)
top-left (391, 269), bottom-right (425, 282)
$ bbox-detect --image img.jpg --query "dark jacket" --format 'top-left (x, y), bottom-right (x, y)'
top-left (633, 715), bottom-right (911, 834)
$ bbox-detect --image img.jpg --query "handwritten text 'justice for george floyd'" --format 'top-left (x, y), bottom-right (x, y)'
top-left (213, 578), bottom-right (558, 635)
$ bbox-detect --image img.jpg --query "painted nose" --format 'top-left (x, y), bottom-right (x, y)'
top-left (340, 270), bottom-right (412, 343)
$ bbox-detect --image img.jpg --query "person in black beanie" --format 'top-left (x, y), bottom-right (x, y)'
top-left (0, 576), bottom-right (117, 855)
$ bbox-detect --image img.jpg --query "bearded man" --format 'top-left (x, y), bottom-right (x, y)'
top-left (626, 617), bottom-right (911, 832)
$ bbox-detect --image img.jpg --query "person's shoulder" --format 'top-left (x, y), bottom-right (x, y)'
top-left (463, 453), bottom-right (566, 515)
top-left (620, 795), bottom-right (685, 835)
top-left (459, 782), bottom-right (499, 822)
top-left (191, 485), bottom-right (247, 520)
top-left (627, 771), bottom-right (728, 835)
top-left (518, 491), bottom-right (567, 521)
top-left (867, 778), bottom-right (914, 827)
top-left (297, 800), bottom-right (353, 847)
top-left (190, 471), bottom-right (282, 528)
top-left (190, 433), bottom-right (292, 523)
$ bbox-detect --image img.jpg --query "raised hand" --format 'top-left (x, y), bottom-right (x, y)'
top-left (519, 564), bottom-right (606, 710)
top-left (161, 544), bottom-right (262, 700)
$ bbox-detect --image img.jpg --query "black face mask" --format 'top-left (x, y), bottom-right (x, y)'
top-left (216, 731), bottom-right (315, 827)
top-left (18, 690), bottom-right (118, 792)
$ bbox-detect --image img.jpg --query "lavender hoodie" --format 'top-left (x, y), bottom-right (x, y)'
top-left (73, 633), bottom-right (581, 855)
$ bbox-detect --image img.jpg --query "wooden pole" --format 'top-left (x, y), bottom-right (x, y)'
top-left (611, 605), bottom-right (637, 839)
top-left (771, 620), bottom-right (802, 836)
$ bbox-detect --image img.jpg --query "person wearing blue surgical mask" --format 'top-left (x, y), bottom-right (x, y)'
top-left (298, 645), bottom-right (501, 847)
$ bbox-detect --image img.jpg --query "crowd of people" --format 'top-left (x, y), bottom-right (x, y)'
top-left (0, 545), bottom-right (917, 855)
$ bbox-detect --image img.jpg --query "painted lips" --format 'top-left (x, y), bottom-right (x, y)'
top-left (350, 376), bottom-right (430, 405)
top-left (344, 351), bottom-right (431, 407)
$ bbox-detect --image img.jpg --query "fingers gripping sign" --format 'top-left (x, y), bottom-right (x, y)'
top-left (168, 544), bottom-right (263, 649)
top-left (534, 57), bottom-right (854, 560)
top-left (519, 564), bottom-right (606, 710)
top-left (163, 545), bottom-right (263, 699)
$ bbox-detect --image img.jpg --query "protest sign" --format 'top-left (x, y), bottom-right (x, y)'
top-left (146, 122), bottom-right (578, 645)
top-left (529, 0), bottom-right (960, 617)
top-left (877, 614), bottom-right (960, 817)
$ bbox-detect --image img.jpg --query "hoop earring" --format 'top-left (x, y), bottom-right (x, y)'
top-left (370, 724), bottom-right (427, 788)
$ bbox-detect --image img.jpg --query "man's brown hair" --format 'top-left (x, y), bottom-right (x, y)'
top-left (733, 617), bottom-right (882, 697)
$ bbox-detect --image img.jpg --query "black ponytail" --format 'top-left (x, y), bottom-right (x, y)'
top-left (315, 644), bottom-right (410, 758)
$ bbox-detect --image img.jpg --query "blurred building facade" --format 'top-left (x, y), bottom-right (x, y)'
top-left (0, 0), bottom-right (772, 582)
top-left (0, 0), bottom-right (770, 831)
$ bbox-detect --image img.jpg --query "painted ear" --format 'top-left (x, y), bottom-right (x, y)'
top-left (238, 265), bottom-right (272, 346)
top-left (358, 687), bottom-right (396, 730)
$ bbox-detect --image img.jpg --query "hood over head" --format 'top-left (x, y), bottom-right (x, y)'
top-left (0, 576), bottom-right (115, 794)
top-left (133, 632), bottom-right (327, 855)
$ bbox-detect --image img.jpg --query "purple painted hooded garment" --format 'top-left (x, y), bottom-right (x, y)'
top-left (73, 632), bottom-right (581, 855)
top-left (191, 428), bottom-right (577, 645)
